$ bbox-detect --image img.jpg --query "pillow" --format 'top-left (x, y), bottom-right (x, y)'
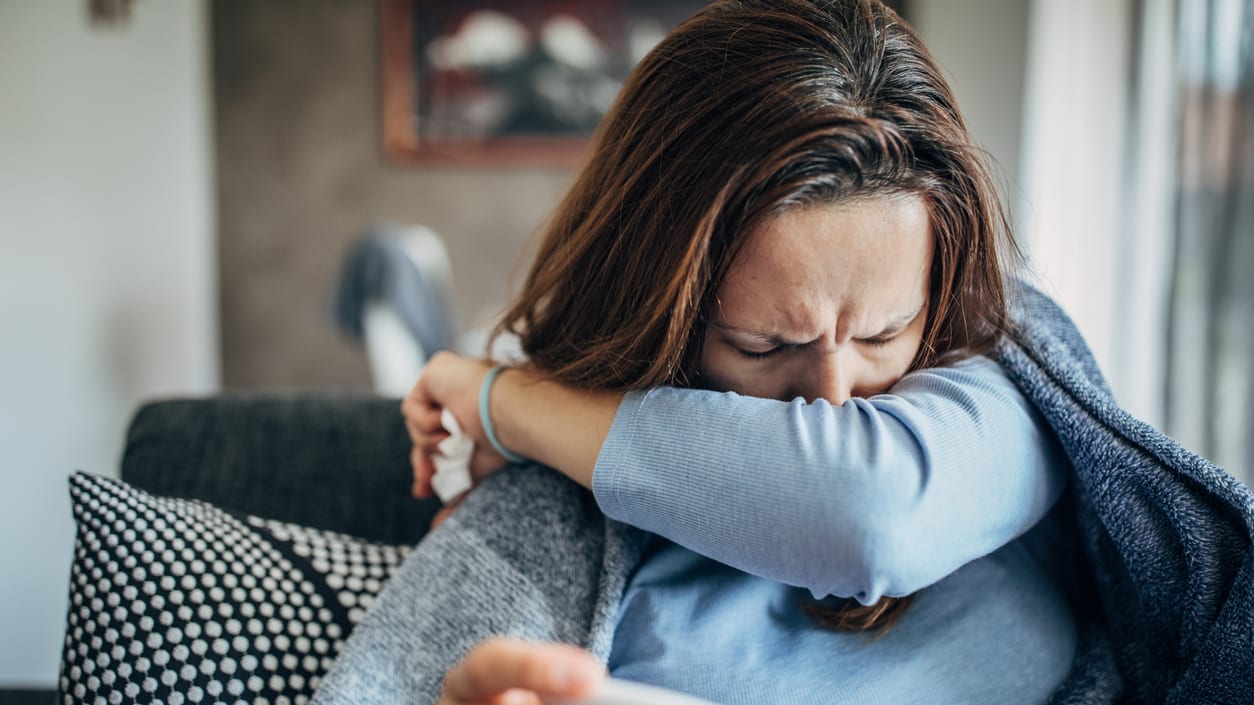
top-left (61, 472), bottom-right (412, 705)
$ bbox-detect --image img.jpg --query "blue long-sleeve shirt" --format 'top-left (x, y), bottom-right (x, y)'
top-left (593, 356), bottom-right (1078, 704)
top-left (592, 355), bottom-right (1069, 604)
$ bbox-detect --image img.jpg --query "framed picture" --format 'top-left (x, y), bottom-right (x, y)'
top-left (379, 0), bottom-right (711, 166)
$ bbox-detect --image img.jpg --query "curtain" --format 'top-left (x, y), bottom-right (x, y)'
top-left (1165, 0), bottom-right (1254, 478)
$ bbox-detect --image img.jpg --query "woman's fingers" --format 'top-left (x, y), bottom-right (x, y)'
top-left (403, 402), bottom-right (445, 443)
top-left (415, 404), bottom-right (445, 433)
top-left (404, 361), bottom-right (507, 503)
top-left (411, 449), bottom-right (433, 499)
top-left (400, 384), bottom-right (428, 424)
top-left (491, 690), bottom-right (543, 705)
top-left (419, 432), bottom-right (449, 456)
top-left (443, 638), bottom-right (603, 704)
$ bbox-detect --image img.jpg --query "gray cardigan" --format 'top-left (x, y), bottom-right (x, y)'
top-left (311, 286), bottom-right (1254, 705)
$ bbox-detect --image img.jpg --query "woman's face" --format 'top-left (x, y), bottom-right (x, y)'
top-left (700, 195), bottom-right (932, 403)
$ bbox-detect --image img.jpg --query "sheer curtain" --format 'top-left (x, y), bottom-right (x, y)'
top-left (1020, 0), bottom-right (1253, 483)
top-left (1165, 0), bottom-right (1254, 478)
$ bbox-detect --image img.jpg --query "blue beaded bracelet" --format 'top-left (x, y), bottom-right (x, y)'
top-left (479, 365), bottom-right (529, 464)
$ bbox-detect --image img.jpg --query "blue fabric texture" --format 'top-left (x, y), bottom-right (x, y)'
top-left (592, 355), bottom-right (1069, 605)
top-left (996, 286), bottom-right (1254, 704)
top-left (607, 513), bottom-right (1080, 705)
top-left (595, 354), bottom-right (1079, 704)
top-left (310, 285), bottom-right (1254, 705)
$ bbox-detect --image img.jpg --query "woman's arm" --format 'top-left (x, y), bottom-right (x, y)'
top-left (490, 369), bottom-right (620, 487)
top-left (410, 354), bottom-right (1067, 603)
top-left (586, 357), bottom-right (1068, 603)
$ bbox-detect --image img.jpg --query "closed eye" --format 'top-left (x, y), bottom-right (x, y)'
top-left (735, 344), bottom-right (793, 360)
top-left (856, 335), bottom-right (898, 348)
top-left (737, 335), bottom-right (896, 357)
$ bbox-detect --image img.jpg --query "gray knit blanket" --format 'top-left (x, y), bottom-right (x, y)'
top-left (311, 286), bottom-right (1254, 705)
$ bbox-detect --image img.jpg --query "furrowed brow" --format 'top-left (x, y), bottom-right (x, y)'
top-left (715, 302), bottom-right (926, 345)
top-left (871, 304), bottom-right (926, 337)
top-left (713, 322), bottom-right (816, 347)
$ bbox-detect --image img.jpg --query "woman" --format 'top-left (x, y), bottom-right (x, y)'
top-left (398, 1), bottom-right (1078, 703)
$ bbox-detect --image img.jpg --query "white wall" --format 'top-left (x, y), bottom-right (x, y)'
top-left (911, 0), bottom-right (1031, 204)
top-left (0, 0), bottom-right (217, 687)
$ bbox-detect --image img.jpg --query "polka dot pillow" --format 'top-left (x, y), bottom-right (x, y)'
top-left (62, 472), bottom-right (412, 705)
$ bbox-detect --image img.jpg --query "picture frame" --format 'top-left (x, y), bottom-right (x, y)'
top-left (379, 0), bottom-right (711, 166)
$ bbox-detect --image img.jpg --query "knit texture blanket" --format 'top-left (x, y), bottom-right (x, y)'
top-left (311, 286), bottom-right (1254, 705)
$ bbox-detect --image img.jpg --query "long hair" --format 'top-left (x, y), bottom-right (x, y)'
top-left (495, 0), bottom-right (1018, 632)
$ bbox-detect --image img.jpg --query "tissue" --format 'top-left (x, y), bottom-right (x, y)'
top-left (431, 407), bottom-right (474, 502)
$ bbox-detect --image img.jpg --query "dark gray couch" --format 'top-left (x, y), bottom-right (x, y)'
top-left (119, 392), bottom-right (442, 545)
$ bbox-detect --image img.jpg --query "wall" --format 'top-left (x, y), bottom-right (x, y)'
top-left (215, 1), bottom-right (1038, 390)
top-left (913, 0), bottom-right (1175, 433)
top-left (214, 0), bottom-right (574, 388)
top-left (910, 0), bottom-right (1031, 213)
top-left (0, 1), bottom-right (217, 687)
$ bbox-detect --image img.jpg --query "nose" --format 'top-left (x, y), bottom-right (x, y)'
top-left (799, 350), bottom-right (854, 405)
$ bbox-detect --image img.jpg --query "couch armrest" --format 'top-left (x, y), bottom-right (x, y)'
top-left (120, 392), bottom-right (439, 545)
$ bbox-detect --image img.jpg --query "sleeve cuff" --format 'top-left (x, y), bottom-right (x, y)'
top-left (591, 388), bottom-right (653, 522)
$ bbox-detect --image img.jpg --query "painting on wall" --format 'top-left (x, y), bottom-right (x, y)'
top-left (379, 0), bottom-right (711, 165)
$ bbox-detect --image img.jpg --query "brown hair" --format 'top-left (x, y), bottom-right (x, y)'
top-left (495, 0), bottom-right (1018, 631)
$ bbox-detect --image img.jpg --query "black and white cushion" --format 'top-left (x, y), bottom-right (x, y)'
top-left (61, 472), bottom-right (411, 705)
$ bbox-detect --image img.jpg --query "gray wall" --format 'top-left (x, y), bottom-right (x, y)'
top-left (214, 0), bottom-right (573, 388)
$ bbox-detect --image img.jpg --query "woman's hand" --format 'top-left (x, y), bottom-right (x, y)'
top-left (438, 637), bottom-right (604, 705)
top-left (404, 350), bottom-right (623, 505)
top-left (402, 351), bottom-right (509, 502)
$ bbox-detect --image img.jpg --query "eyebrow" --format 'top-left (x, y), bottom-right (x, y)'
top-left (715, 303), bottom-right (925, 345)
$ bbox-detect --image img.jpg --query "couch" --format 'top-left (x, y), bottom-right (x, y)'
top-left (60, 393), bottom-right (444, 705)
